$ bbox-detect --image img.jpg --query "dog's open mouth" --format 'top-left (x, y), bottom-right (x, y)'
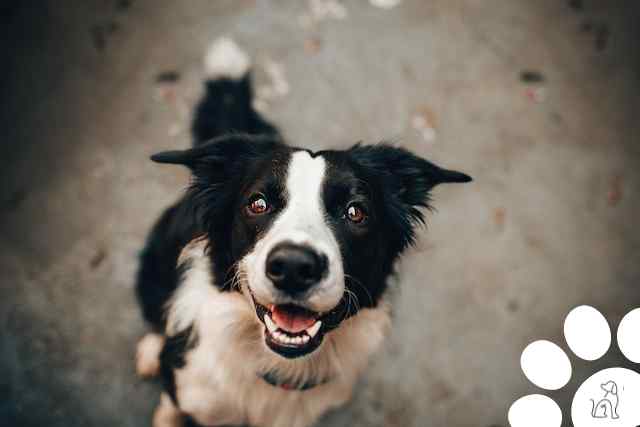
top-left (250, 292), bottom-right (348, 359)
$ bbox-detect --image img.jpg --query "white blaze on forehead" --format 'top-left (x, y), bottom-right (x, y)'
top-left (273, 150), bottom-right (334, 251)
top-left (284, 151), bottom-right (326, 221)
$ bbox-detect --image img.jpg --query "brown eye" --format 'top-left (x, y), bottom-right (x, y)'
top-left (247, 195), bottom-right (269, 215)
top-left (346, 204), bottom-right (367, 224)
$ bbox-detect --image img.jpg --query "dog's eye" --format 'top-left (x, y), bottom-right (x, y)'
top-left (247, 195), bottom-right (270, 215)
top-left (345, 203), bottom-right (367, 224)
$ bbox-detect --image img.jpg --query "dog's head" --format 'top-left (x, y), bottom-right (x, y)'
top-left (601, 381), bottom-right (618, 395)
top-left (152, 134), bottom-right (470, 359)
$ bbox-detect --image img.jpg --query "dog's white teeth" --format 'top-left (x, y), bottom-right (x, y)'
top-left (307, 321), bottom-right (322, 338)
top-left (264, 315), bottom-right (278, 333)
top-left (267, 319), bottom-right (318, 346)
top-left (272, 331), bottom-right (291, 345)
top-left (270, 330), bottom-right (309, 346)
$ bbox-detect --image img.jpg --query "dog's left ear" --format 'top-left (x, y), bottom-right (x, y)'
top-left (349, 143), bottom-right (471, 246)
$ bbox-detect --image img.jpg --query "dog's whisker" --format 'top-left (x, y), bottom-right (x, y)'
top-left (343, 289), bottom-right (360, 319)
top-left (344, 273), bottom-right (372, 308)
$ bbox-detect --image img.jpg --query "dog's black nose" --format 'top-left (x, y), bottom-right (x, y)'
top-left (266, 243), bottom-right (327, 294)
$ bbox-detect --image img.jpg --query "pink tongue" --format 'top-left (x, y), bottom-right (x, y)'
top-left (271, 306), bottom-right (316, 333)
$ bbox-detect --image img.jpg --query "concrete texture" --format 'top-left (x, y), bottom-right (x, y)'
top-left (1, 1), bottom-right (639, 426)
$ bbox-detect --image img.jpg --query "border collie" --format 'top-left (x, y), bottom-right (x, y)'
top-left (135, 37), bottom-right (471, 427)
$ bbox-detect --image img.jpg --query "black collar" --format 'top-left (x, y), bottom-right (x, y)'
top-left (260, 370), bottom-right (330, 391)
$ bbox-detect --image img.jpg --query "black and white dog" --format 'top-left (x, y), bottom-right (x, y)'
top-left (135, 38), bottom-right (471, 427)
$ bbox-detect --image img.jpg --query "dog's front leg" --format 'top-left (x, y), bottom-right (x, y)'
top-left (136, 332), bottom-right (165, 378)
top-left (153, 393), bottom-right (184, 427)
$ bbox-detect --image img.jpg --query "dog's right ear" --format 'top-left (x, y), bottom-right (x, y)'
top-left (150, 149), bottom-right (195, 166)
top-left (151, 134), bottom-right (279, 178)
top-left (151, 134), bottom-right (281, 232)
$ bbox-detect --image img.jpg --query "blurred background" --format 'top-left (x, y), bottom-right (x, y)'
top-left (1, 1), bottom-right (639, 426)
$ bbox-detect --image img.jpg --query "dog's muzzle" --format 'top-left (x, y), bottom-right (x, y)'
top-left (249, 243), bottom-right (348, 358)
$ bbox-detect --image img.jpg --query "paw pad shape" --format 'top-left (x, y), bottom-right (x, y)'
top-left (508, 306), bottom-right (640, 427)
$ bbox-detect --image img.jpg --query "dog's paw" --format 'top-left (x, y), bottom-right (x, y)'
top-left (153, 393), bottom-right (184, 427)
top-left (136, 333), bottom-right (165, 378)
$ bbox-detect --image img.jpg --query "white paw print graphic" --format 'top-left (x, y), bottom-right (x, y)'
top-left (509, 306), bottom-right (640, 427)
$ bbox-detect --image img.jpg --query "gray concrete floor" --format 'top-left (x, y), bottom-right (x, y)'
top-left (1, 1), bottom-right (639, 426)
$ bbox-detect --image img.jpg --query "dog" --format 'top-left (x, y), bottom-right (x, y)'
top-left (134, 37), bottom-right (471, 427)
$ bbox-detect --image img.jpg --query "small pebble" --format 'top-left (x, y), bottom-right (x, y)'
top-left (116, 0), bottom-right (133, 11)
top-left (580, 21), bottom-right (594, 33)
top-left (568, 0), bottom-right (583, 11)
top-left (155, 71), bottom-right (181, 84)
top-left (494, 207), bottom-right (506, 227)
top-left (90, 248), bottom-right (107, 269)
top-left (608, 175), bottom-right (623, 206)
top-left (519, 70), bottom-right (545, 84)
top-left (595, 24), bottom-right (610, 51)
top-left (304, 37), bottom-right (322, 54)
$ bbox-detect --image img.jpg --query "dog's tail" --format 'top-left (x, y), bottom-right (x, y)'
top-left (191, 37), bottom-right (279, 146)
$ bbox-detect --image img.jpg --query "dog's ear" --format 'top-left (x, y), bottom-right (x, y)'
top-left (348, 143), bottom-right (471, 207)
top-left (151, 134), bottom-right (279, 168)
top-left (151, 134), bottom-right (279, 180)
top-left (348, 143), bottom-right (471, 248)
top-left (151, 134), bottom-right (280, 231)
top-left (349, 141), bottom-right (470, 180)
top-left (602, 381), bottom-right (617, 394)
top-left (150, 149), bottom-right (194, 165)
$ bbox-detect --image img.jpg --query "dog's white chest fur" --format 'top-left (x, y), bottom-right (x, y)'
top-left (164, 239), bottom-right (390, 427)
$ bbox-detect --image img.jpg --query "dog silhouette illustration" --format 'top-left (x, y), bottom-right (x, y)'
top-left (590, 380), bottom-right (620, 419)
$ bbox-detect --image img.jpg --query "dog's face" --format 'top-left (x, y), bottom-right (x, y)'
top-left (152, 135), bottom-right (470, 359)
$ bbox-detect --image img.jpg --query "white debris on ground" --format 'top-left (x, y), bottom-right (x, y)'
top-left (298, 0), bottom-right (348, 29)
top-left (369, 0), bottom-right (403, 9)
top-left (304, 37), bottom-right (322, 54)
top-left (525, 87), bottom-right (546, 103)
top-left (168, 123), bottom-right (181, 137)
top-left (411, 106), bottom-right (438, 143)
top-left (253, 58), bottom-right (291, 112)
